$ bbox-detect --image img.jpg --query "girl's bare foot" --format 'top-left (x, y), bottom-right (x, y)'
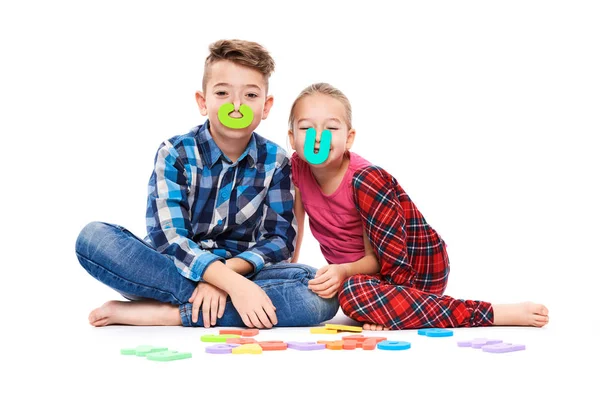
top-left (492, 302), bottom-right (549, 327)
top-left (88, 300), bottom-right (181, 327)
top-left (363, 323), bottom-right (390, 331)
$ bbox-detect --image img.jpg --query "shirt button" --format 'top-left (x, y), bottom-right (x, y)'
top-left (217, 219), bottom-right (223, 225)
top-left (221, 191), bottom-right (229, 199)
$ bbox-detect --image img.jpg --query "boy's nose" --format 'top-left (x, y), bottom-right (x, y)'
top-left (233, 99), bottom-right (241, 112)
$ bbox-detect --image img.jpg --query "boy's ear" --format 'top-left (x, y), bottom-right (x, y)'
top-left (261, 95), bottom-right (274, 120)
top-left (195, 91), bottom-right (208, 116)
top-left (287, 129), bottom-right (296, 151)
top-left (346, 128), bottom-right (356, 150)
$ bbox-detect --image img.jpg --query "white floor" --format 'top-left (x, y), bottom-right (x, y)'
top-left (7, 304), bottom-right (595, 400)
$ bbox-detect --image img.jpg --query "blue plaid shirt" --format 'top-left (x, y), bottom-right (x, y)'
top-left (144, 121), bottom-right (296, 281)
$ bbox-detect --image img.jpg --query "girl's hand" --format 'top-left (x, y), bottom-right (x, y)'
top-left (189, 282), bottom-right (228, 327)
top-left (308, 264), bottom-right (348, 298)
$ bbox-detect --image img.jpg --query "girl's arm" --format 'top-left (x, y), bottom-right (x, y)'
top-left (308, 230), bottom-right (381, 298)
top-left (291, 187), bottom-right (305, 263)
top-left (341, 229), bottom-right (381, 276)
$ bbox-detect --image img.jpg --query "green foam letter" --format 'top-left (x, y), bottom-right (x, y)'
top-left (218, 103), bottom-right (254, 129)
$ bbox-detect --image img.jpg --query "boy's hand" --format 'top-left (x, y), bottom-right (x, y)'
top-left (228, 279), bottom-right (278, 329)
top-left (308, 264), bottom-right (348, 298)
top-left (189, 282), bottom-right (228, 328)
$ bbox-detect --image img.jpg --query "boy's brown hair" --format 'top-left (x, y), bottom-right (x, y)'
top-left (202, 39), bottom-right (275, 93)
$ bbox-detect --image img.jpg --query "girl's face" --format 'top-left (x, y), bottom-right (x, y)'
top-left (288, 94), bottom-right (355, 168)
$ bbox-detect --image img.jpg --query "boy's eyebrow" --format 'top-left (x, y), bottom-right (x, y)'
top-left (212, 82), bottom-right (263, 91)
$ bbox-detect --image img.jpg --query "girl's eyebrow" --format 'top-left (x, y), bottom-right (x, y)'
top-left (297, 117), bottom-right (341, 124)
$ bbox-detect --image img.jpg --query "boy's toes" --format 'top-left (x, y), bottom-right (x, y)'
top-left (532, 303), bottom-right (549, 316)
top-left (533, 314), bottom-right (549, 327)
top-left (91, 317), bottom-right (109, 327)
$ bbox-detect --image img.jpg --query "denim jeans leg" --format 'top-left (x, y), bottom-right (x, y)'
top-left (75, 221), bottom-right (197, 305)
top-left (77, 224), bottom-right (339, 328)
top-left (254, 263), bottom-right (339, 326)
top-left (179, 262), bottom-right (339, 327)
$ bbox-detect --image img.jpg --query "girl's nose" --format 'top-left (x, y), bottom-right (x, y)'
top-left (315, 129), bottom-right (322, 142)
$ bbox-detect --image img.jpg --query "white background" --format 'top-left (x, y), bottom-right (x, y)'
top-left (1, 1), bottom-right (598, 399)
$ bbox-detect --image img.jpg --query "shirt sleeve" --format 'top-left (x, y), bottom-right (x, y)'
top-left (351, 165), bottom-right (416, 286)
top-left (146, 141), bottom-right (224, 281)
top-left (236, 155), bottom-right (296, 271)
top-left (290, 151), bottom-right (300, 188)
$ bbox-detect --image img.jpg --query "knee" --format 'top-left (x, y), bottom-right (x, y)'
top-left (338, 275), bottom-right (373, 317)
top-left (75, 221), bottom-right (112, 256)
top-left (338, 276), bottom-right (356, 315)
top-left (277, 262), bottom-right (318, 281)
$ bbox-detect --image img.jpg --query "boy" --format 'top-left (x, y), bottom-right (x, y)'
top-left (75, 39), bottom-right (339, 328)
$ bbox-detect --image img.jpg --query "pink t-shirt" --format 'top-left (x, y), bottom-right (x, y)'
top-left (291, 152), bottom-right (372, 265)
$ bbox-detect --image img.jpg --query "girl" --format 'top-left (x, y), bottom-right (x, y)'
top-left (288, 83), bottom-right (549, 331)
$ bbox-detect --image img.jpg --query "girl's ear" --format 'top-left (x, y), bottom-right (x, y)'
top-left (346, 128), bottom-right (356, 150)
top-left (287, 129), bottom-right (296, 151)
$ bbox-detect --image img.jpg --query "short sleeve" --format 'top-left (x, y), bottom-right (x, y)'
top-left (291, 151), bottom-right (300, 188)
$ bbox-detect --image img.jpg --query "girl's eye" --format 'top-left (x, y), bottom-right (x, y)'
top-left (326, 127), bottom-right (339, 131)
top-left (298, 127), bottom-right (310, 131)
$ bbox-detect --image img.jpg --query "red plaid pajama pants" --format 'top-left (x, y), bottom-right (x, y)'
top-left (338, 166), bottom-right (493, 330)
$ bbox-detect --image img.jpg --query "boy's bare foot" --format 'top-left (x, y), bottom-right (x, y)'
top-left (492, 302), bottom-right (549, 327)
top-left (363, 323), bottom-right (390, 331)
top-left (88, 300), bottom-right (181, 327)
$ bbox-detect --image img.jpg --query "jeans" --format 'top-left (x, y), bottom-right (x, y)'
top-left (75, 221), bottom-right (339, 327)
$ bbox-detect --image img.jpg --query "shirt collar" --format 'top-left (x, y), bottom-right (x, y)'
top-left (197, 120), bottom-right (257, 168)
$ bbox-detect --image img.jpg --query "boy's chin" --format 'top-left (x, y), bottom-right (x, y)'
top-left (211, 122), bottom-right (255, 139)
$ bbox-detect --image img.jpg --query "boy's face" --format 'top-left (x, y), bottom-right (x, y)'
top-left (196, 60), bottom-right (273, 144)
top-left (288, 94), bottom-right (355, 168)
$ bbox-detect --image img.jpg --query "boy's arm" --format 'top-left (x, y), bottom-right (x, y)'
top-left (146, 141), bottom-right (225, 282)
top-left (234, 157), bottom-right (296, 272)
top-left (290, 187), bottom-right (305, 263)
top-left (225, 258), bottom-right (254, 275)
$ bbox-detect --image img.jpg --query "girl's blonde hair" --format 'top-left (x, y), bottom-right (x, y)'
top-left (288, 83), bottom-right (352, 131)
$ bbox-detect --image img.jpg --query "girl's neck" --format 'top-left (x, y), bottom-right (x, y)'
top-left (310, 153), bottom-right (351, 196)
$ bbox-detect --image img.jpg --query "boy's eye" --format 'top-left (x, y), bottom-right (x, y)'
top-left (215, 91), bottom-right (227, 96)
top-left (246, 93), bottom-right (259, 99)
